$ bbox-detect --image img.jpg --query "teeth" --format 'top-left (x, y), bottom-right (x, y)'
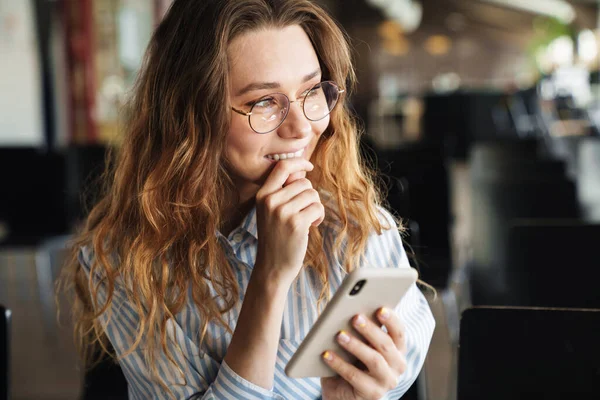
top-left (266, 148), bottom-right (305, 161)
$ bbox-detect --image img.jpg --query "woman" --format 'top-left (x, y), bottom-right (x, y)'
top-left (62, 0), bottom-right (435, 398)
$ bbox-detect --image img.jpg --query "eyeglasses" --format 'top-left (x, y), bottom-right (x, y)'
top-left (231, 80), bottom-right (344, 134)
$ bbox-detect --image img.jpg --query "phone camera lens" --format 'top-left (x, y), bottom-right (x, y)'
top-left (349, 279), bottom-right (366, 296)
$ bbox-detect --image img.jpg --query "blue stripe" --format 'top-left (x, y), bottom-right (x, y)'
top-left (107, 316), bottom-right (154, 397)
top-left (296, 278), bottom-right (306, 338)
top-left (279, 340), bottom-right (322, 393)
top-left (273, 360), bottom-right (315, 400)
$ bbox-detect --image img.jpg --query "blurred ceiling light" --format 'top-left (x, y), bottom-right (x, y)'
top-left (432, 72), bottom-right (461, 93)
top-left (479, 0), bottom-right (575, 24)
top-left (425, 35), bottom-right (452, 56)
top-left (367, 0), bottom-right (389, 7)
top-left (383, 37), bottom-right (411, 56)
top-left (366, 0), bottom-right (422, 33)
top-left (578, 30), bottom-right (598, 64)
top-left (378, 20), bottom-right (404, 40)
top-left (549, 36), bottom-right (574, 67)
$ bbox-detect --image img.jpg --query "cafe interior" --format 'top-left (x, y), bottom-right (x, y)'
top-left (1, 0), bottom-right (599, 399)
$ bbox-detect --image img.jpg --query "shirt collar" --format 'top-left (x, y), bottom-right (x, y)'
top-left (215, 206), bottom-right (258, 241)
top-left (240, 206), bottom-right (258, 240)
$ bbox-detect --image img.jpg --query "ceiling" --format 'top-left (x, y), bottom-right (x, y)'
top-left (329, 0), bottom-right (598, 50)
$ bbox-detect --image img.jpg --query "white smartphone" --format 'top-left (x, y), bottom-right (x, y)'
top-left (284, 267), bottom-right (418, 379)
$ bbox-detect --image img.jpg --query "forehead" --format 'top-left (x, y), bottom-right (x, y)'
top-left (228, 25), bottom-right (321, 92)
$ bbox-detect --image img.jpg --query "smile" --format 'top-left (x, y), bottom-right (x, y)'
top-left (265, 148), bottom-right (305, 161)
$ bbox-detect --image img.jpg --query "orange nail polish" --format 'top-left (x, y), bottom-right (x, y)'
top-left (337, 330), bottom-right (350, 344)
top-left (379, 307), bottom-right (390, 320)
top-left (355, 315), bottom-right (366, 327)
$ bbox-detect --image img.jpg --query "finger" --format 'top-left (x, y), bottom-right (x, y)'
top-left (302, 202), bottom-right (325, 228)
top-left (278, 188), bottom-right (320, 218)
top-left (353, 314), bottom-right (405, 374)
top-left (309, 201), bottom-right (325, 227)
top-left (259, 159), bottom-right (313, 196)
top-left (376, 307), bottom-right (407, 355)
top-left (335, 330), bottom-right (396, 387)
top-left (321, 350), bottom-right (379, 396)
top-left (265, 178), bottom-right (313, 208)
top-left (285, 197), bottom-right (324, 230)
top-left (284, 170), bottom-right (307, 186)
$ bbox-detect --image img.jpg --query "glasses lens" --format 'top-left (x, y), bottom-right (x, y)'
top-left (249, 93), bottom-right (289, 134)
top-left (303, 81), bottom-right (340, 121)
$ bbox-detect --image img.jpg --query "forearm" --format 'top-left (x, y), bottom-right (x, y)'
top-left (223, 266), bottom-right (290, 390)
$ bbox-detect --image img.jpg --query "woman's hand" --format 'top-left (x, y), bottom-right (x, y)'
top-left (321, 307), bottom-right (407, 400)
top-left (254, 158), bottom-right (325, 286)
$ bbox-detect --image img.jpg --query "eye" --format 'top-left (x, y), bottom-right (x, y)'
top-left (304, 85), bottom-right (322, 99)
top-left (248, 97), bottom-right (279, 111)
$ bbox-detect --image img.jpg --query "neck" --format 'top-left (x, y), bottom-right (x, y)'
top-left (220, 184), bottom-right (258, 237)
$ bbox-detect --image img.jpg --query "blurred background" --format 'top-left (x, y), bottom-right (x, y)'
top-left (1, 0), bottom-right (600, 399)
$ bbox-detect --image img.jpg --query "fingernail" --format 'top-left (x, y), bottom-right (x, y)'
top-left (379, 307), bottom-right (390, 320)
top-left (337, 330), bottom-right (350, 344)
top-left (354, 315), bottom-right (366, 328)
top-left (322, 351), bottom-right (333, 361)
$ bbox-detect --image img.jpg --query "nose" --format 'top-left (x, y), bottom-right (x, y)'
top-left (277, 102), bottom-right (312, 139)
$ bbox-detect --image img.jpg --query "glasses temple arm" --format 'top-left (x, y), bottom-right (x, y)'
top-left (231, 107), bottom-right (252, 116)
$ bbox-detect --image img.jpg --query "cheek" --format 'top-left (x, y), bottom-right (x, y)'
top-left (315, 116), bottom-right (330, 135)
top-left (226, 117), bottom-right (256, 157)
top-left (306, 117), bottom-right (330, 155)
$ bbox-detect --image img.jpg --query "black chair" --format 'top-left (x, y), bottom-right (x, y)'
top-left (504, 221), bottom-right (600, 308)
top-left (422, 91), bottom-right (512, 160)
top-left (458, 307), bottom-right (600, 400)
top-left (378, 143), bottom-right (453, 288)
top-left (65, 144), bottom-right (110, 225)
top-left (0, 145), bottom-right (109, 248)
top-left (81, 347), bottom-right (128, 400)
top-left (0, 148), bottom-right (67, 246)
top-left (468, 136), bottom-right (580, 301)
top-left (469, 178), bottom-right (580, 304)
top-left (1, 305), bottom-right (11, 400)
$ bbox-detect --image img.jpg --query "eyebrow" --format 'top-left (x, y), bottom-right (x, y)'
top-left (235, 68), bottom-right (321, 97)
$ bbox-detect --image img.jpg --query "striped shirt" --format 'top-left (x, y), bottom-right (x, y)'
top-left (79, 207), bottom-right (435, 399)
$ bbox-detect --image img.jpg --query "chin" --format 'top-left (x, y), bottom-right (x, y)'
top-left (250, 165), bottom-right (273, 186)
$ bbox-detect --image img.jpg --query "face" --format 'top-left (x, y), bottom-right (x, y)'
top-left (226, 25), bottom-right (330, 201)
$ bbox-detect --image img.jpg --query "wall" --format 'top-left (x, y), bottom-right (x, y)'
top-left (0, 0), bottom-right (44, 146)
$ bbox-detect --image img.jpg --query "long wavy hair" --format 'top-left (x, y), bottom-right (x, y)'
top-left (59, 0), bottom-right (395, 392)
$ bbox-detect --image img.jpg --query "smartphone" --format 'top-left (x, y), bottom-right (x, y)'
top-left (284, 267), bottom-right (418, 379)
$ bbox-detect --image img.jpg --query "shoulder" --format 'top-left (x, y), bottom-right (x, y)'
top-left (320, 201), bottom-right (408, 265)
top-left (374, 206), bottom-right (399, 231)
top-left (78, 244), bottom-right (93, 272)
top-left (77, 243), bottom-right (126, 289)
top-left (319, 196), bottom-right (399, 237)
top-left (319, 188), bottom-right (397, 231)
top-left (363, 207), bottom-right (409, 268)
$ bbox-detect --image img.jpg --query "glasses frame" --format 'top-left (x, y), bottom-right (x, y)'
top-left (231, 80), bottom-right (345, 134)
